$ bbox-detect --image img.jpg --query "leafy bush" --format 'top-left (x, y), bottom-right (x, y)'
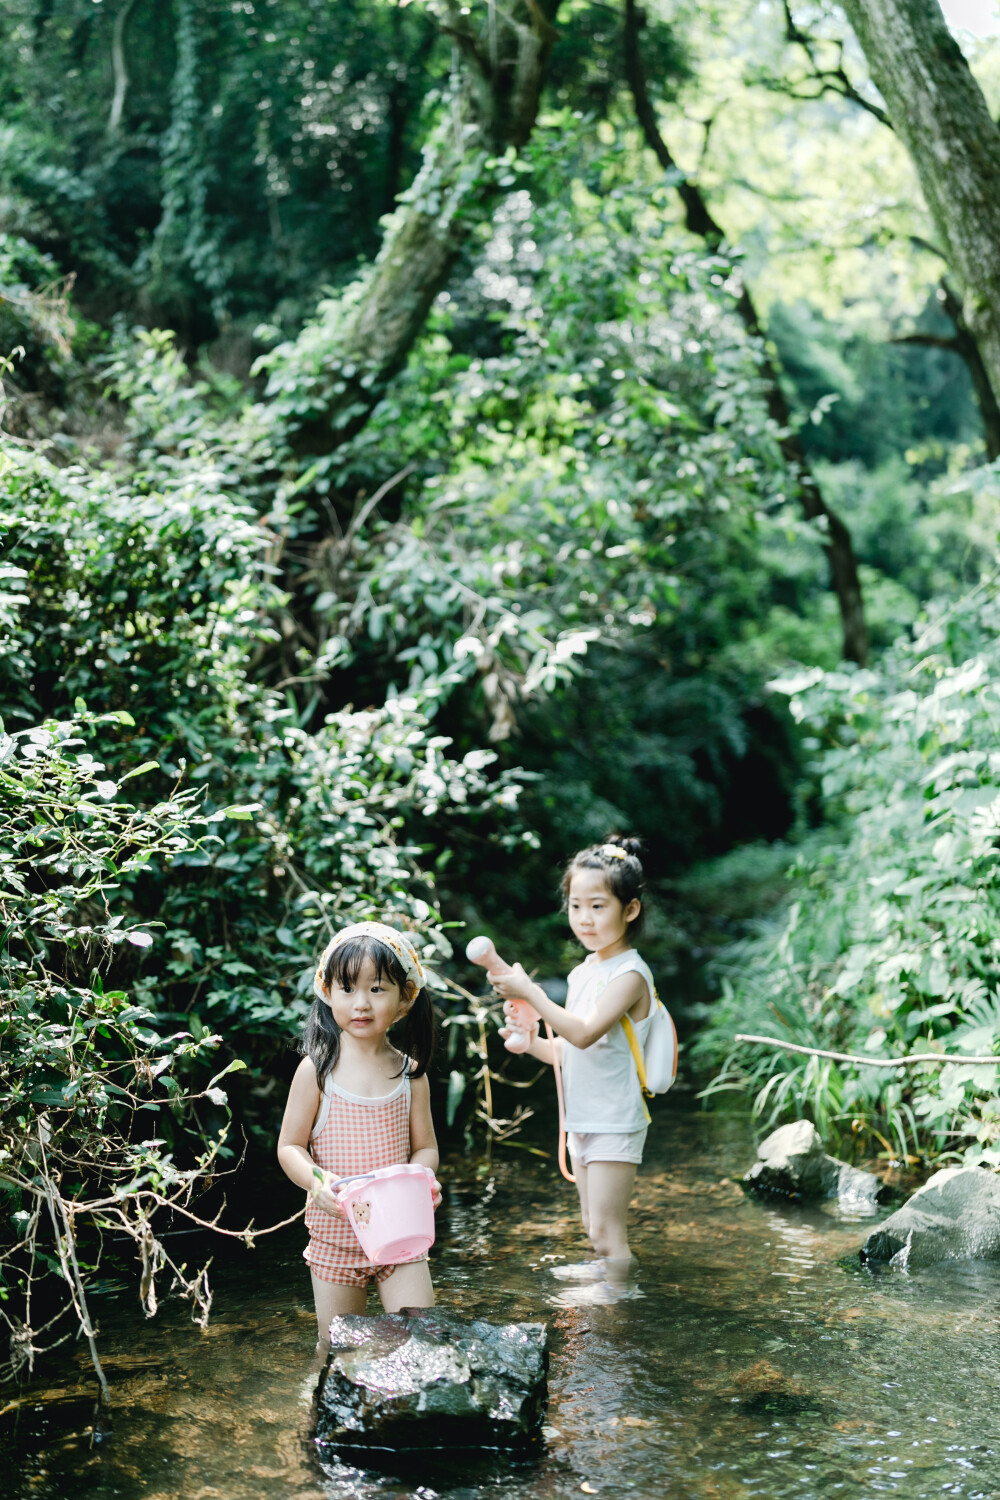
top-left (268, 129), bottom-right (840, 898)
top-left (0, 384), bottom-right (523, 1040)
top-left (0, 233), bottom-right (77, 400)
top-left (0, 377), bottom-right (528, 1380)
top-left (698, 549), bottom-right (1000, 1166)
top-left (0, 708), bottom-right (231, 1389)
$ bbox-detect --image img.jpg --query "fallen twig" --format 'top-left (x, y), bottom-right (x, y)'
top-left (735, 1034), bottom-right (1000, 1068)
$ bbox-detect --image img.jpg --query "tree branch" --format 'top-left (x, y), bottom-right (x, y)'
top-left (935, 275), bottom-right (1000, 461)
top-left (623, 0), bottom-right (869, 665)
top-left (265, 0), bottom-right (562, 480)
top-left (777, 0), bottom-right (891, 126)
top-left (890, 332), bottom-right (962, 351)
top-left (107, 0), bottom-right (136, 137)
top-left (840, 0), bottom-right (1000, 422)
top-left (735, 1033), bottom-right (1000, 1068)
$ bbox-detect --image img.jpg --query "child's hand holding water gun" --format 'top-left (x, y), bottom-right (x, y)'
top-left (491, 964), bottom-right (545, 1007)
top-left (466, 937), bottom-right (543, 1053)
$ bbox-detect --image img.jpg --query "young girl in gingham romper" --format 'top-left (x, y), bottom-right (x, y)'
top-left (303, 1065), bottom-right (414, 1287)
top-left (277, 921), bottom-right (440, 1340)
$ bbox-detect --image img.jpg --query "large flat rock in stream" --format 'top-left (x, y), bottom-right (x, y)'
top-left (860, 1166), bottom-right (1000, 1269)
top-left (315, 1309), bottom-right (548, 1454)
top-left (743, 1120), bottom-right (883, 1211)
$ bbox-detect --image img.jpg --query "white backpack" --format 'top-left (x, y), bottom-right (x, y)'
top-left (621, 989), bottom-right (678, 1097)
top-left (586, 954), bottom-right (678, 1098)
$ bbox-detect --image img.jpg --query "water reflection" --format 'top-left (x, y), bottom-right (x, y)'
top-left (4, 1101), bottom-right (1000, 1498)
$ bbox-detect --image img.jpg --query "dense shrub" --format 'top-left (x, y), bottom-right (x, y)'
top-left (0, 396), bottom-right (522, 1377)
top-left (698, 536), bottom-right (1000, 1166)
top-left (0, 706), bottom-right (226, 1387)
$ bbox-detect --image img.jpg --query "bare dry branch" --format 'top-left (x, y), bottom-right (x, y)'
top-left (735, 1033), bottom-right (1000, 1067)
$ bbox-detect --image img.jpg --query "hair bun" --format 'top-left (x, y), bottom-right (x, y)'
top-left (604, 834), bottom-right (643, 861)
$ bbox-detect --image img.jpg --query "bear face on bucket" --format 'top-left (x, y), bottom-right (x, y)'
top-left (353, 1201), bottom-right (372, 1225)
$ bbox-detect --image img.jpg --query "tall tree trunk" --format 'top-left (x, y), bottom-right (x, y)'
top-left (838, 0), bottom-right (1000, 411)
top-left (266, 1), bottom-right (560, 466)
top-left (623, 0), bottom-right (868, 666)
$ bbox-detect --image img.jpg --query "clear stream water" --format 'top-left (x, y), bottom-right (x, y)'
top-left (4, 1098), bottom-right (1000, 1499)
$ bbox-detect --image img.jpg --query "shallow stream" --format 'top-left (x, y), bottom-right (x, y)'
top-left (4, 1099), bottom-right (1000, 1498)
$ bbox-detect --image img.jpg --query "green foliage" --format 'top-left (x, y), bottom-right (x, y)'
top-left (297, 124), bottom-right (839, 888)
top-left (0, 0), bottom-right (448, 335)
top-left (3, 0), bottom-right (998, 1377)
top-left (819, 456), bottom-right (1000, 606)
top-left (0, 363), bottom-right (517, 1039)
top-left (0, 234), bottom-right (78, 399)
top-left (698, 531), bottom-right (1000, 1166)
top-left (769, 298), bottom-right (981, 472)
top-left (0, 705), bottom-right (228, 1383)
top-left (548, 1), bottom-right (690, 115)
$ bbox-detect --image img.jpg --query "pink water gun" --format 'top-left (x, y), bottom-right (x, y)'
top-left (465, 935), bottom-right (575, 1183)
top-left (465, 936), bottom-right (537, 1052)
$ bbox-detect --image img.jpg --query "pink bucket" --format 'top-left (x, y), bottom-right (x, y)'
top-left (336, 1163), bottom-right (436, 1265)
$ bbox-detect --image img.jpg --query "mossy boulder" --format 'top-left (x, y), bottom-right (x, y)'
top-left (315, 1308), bottom-right (548, 1456)
top-left (860, 1166), bottom-right (1000, 1269)
top-left (743, 1120), bottom-right (883, 1210)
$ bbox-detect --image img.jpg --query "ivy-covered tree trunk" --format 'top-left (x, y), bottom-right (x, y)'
top-left (839, 0), bottom-right (1000, 410)
top-left (624, 0), bottom-right (868, 665)
top-left (265, 1), bottom-right (559, 465)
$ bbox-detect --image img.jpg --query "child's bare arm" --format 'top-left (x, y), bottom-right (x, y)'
top-left (408, 1073), bottom-right (439, 1172)
top-left (516, 1027), bottom-right (558, 1064)
top-left (493, 965), bottom-right (647, 1049)
top-left (277, 1058), bottom-right (343, 1216)
top-left (408, 1073), bottom-right (442, 1205)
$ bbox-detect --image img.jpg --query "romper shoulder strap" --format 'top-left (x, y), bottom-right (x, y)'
top-left (311, 1067), bottom-right (336, 1138)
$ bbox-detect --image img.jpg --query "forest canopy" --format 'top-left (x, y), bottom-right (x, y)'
top-left (4, 0), bottom-right (1000, 1381)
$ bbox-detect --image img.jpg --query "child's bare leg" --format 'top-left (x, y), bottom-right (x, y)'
top-left (311, 1271), bottom-right (366, 1347)
top-left (378, 1260), bottom-right (435, 1313)
top-left (573, 1159), bottom-right (591, 1238)
top-left (582, 1161), bottom-right (637, 1280)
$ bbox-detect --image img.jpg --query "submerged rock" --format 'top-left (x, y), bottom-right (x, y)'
top-left (743, 1121), bottom-right (883, 1210)
top-left (733, 1359), bottom-right (821, 1416)
top-left (315, 1308), bottom-right (548, 1455)
top-left (860, 1165), bottom-right (1000, 1269)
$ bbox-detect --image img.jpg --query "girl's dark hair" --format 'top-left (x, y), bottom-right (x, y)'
top-left (561, 834), bottom-right (646, 937)
top-left (303, 934), bottom-right (435, 1089)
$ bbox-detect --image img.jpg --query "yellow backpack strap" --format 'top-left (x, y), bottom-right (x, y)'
top-left (620, 1015), bottom-right (652, 1124)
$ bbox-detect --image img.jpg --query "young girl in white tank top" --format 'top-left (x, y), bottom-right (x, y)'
top-left (489, 837), bottom-right (655, 1299)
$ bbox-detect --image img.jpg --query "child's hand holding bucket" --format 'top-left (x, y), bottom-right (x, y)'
top-left (310, 1167), bottom-right (347, 1218)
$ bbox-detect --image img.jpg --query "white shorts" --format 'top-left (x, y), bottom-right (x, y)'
top-left (568, 1128), bottom-right (648, 1166)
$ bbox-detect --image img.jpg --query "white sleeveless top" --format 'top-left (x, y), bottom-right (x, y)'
top-left (560, 949), bottom-right (655, 1134)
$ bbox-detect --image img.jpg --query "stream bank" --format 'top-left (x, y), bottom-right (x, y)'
top-left (3, 1096), bottom-right (1000, 1499)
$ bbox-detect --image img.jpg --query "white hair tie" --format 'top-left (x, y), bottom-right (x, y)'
top-left (600, 843), bottom-right (627, 861)
top-left (314, 921), bottom-right (426, 1000)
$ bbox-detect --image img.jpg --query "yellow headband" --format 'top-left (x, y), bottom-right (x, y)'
top-left (314, 921), bottom-right (426, 1001)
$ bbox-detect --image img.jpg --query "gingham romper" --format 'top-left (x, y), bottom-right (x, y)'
top-left (304, 1061), bottom-right (418, 1287)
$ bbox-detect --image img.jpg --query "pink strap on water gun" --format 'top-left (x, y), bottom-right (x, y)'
top-left (466, 936), bottom-right (575, 1184)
